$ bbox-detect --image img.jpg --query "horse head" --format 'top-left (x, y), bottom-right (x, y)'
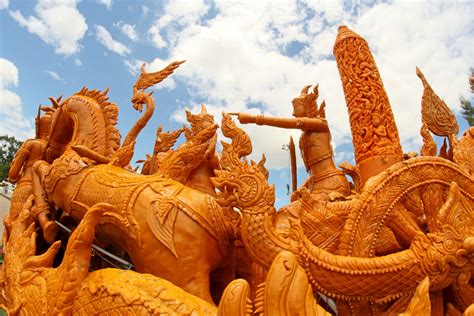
top-left (46, 88), bottom-right (121, 162)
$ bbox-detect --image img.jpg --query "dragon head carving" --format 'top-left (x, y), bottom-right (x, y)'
top-left (157, 124), bottom-right (218, 182)
top-left (212, 113), bottom-right (275, 211)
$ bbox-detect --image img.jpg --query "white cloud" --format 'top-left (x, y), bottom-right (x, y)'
top-left (124, 59), bottom-right (145, 76)
top-left (115, 21), bottom-right (138, 41)
top-left (154, 78), bottom-right (177, 91)
top-left (306, 0), bottom-right (345, 23)
top-left (95, 25), bottom-right (131, 56)
top-left (46, 70), bottom-right (61, 81)
top-left (146, 0), bottom-right (473, 170)
top-left (0, 58), bottom-right (18, 89)
top-left (0, 58), bottom-right (34, 140)
top-left (74, 58), bottom-right (82, 66)
top-left (0, 0), bottom-right (8, 10)
top-left (9, 0), bottom-right (87, 56)
top-left (148, 0), bottom-right (210, 48)
top-left (98, 0), bottom-right (112, 11)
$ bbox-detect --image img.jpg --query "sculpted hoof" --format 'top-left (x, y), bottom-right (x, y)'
top-left (38, 212), bottom-right (58, 244)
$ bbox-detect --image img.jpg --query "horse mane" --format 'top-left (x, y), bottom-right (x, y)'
top-left (74, 87), bottom-right (121, 157)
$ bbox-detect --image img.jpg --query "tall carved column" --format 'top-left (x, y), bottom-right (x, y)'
top-left (333, 26), bottom-right (403, 183)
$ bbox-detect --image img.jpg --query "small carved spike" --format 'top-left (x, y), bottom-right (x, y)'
top-left (257, 154), bottom-right (269, 180)
top-left (301, 84), bottom-right (311, 94)
top-left (23, 241), bottom-right (61, 269)
top-left (439, 138), bottom-right (449, 159)
top-left (318, 100), bottom-right (326, 118)
top-left (313, 84), bottom-right (319, 97)
top-left (420, 123), bottom-right (437, 156)
top-left (416, 66), bottom-right (428, 88)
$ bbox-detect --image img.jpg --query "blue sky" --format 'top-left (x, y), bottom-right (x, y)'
top-left (0, 0), bottom-right (472, 208)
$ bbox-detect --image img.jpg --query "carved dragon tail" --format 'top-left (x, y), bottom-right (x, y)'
top-left (73, 269), bottom-right (217, 315)
top-left (51, 203), bottom-right (115, 314)
top-left (2, 198), bottom-right (115, 315)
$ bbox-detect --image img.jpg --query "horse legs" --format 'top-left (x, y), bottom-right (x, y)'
top-left (32, 161), bottom-right (58, 243)
top-left (180, 270), bottom-right (215, 304)
top-left (210, 248), bottom-right (236, 303)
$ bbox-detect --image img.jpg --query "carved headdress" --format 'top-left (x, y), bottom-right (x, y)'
top-left (185, 104), bottom-right (215, 140)
top-left (292, 85), bottom-right (325, 118)
top-left (35, 103), bottom-right (57, 139)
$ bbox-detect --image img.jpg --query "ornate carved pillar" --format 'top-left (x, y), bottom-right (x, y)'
top-left (333, 26), bottom-right (403, 183)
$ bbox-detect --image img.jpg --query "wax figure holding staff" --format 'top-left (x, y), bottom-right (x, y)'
top-left (230, 85), bottom-right (350, 201)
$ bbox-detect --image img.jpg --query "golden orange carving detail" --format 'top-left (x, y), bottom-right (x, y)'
top-left (1, 26), bottom-right (473, 316)
top-left (417, 67), bottom-right (459, 137)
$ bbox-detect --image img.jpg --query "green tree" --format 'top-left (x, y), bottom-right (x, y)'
top-left (460, 97), bottom-right (474, 126)
top-left (459, 69), bottom-right (474, 127)
top-left (0, 135), bottom-right (23, 181)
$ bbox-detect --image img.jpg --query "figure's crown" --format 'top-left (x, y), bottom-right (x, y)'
top-left (38, 112), bottom-right (53, 138)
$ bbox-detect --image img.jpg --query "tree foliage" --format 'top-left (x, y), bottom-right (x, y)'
top-left (460, 97), bottom-right (474, 127)
top-left (459, 68), bottom-right (474, 127)
top-left (0, 135), bottom-right (23, 181)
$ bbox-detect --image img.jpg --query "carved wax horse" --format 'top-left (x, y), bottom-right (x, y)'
top-left (31, 88), bottom-right (234, 303)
